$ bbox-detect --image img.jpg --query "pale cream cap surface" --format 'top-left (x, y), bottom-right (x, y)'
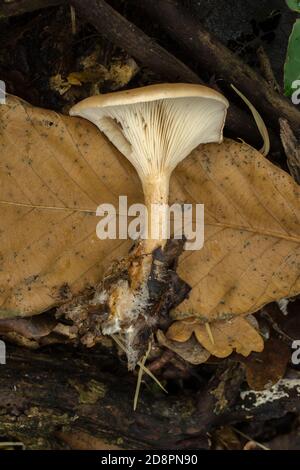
top-left (70, 83), bottom-right (229, 114)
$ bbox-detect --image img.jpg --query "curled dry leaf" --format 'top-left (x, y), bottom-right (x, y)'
top-left (231, 84), bottom-right (270, 156)
top-left (156, 329), bottom-right (210, 365)
top-left (166, 316), bottom-right (264, 358)
top-left (0, 96), bottom-right (300, 335)
top-left (0, 314), bottom-right (56, 339)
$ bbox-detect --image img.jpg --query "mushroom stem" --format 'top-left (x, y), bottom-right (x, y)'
top-left (142, 173), bottom-right (170, 254)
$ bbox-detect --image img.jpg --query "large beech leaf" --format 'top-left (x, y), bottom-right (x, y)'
top-left (0, 95), bottom-right (300, 328)
top-left (0, 95), bottom-right (140, 317)
top-left (171, 143), bottom-right (300, 322)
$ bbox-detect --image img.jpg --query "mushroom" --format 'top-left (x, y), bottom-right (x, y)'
top-left (70, 84), bottom-right (228, 367)
top-left (70, 83), bottom-right (228, 253)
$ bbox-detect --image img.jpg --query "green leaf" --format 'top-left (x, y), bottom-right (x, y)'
top-left (286, 0), bottom-right (300, 12)
top-left (284, 19), bottom-right (300, 97)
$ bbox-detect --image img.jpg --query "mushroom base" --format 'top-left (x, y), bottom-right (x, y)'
top-left (55, 238), bottom-right (190, 369)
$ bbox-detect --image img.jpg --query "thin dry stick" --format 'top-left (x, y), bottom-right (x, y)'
top-left (232, 427), bottom-right (270, 451)
top-left (133, 341), bottom-right (152, 411)
top-left (141, 0), bottom-right (300, 136)
top-left (111, 335), bottom-right (168, 394)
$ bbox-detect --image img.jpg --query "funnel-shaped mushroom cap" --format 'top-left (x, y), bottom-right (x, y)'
top-left (70, 84), bottom-right (228, 181)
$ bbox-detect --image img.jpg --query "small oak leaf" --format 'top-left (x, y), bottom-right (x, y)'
top-left (166, 316), bottom-right (264, 358)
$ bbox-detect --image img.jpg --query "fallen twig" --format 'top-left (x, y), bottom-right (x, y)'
top-left (140, 0), bottom-right (300, 137)
top-left (232, 428), bottom-right (270, 451)
top-left (70, 0), bottom-right (200, 84)
top-left (70, 0), bottom-right (281, 151)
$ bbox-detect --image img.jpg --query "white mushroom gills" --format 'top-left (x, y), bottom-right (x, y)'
top-left (70, 84), bottom-right (229, 254)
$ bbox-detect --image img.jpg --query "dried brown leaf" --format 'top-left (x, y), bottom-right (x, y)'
top-left (166, 316), bottom-right (264, 358)
top-left (0, 95), bottom-right (138, 317)
top-left (172, 142), bottom-right (300, 322)
top-left (0, 96), bottom-right (300, 328)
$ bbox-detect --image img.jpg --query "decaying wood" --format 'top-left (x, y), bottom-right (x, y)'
top-left (1, 345), bottom-right (300, 449)
top-left (141, 0), bottom-right (300, 138)
top-left (0, 0), bottom-right (64, 17)
top-left (280, 118), bottom-right (300, 184)
top-left (0, 344), bottom-right (211, 450)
